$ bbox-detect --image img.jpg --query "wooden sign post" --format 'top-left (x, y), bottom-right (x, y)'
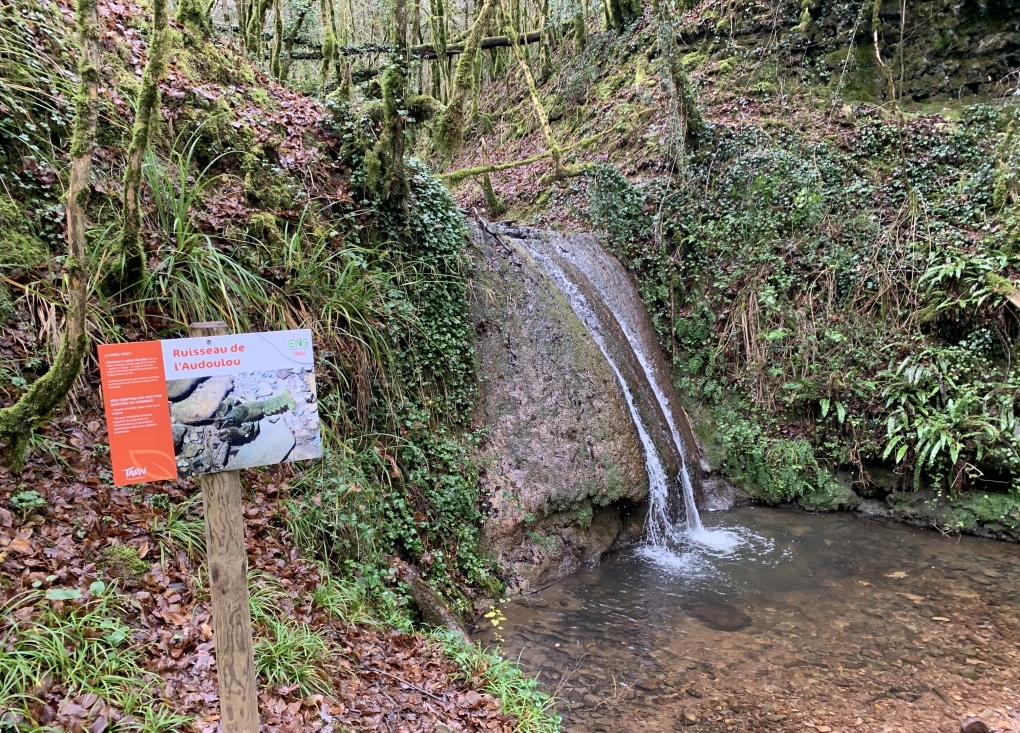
top-left (189, 321), bottom-right (260, 733)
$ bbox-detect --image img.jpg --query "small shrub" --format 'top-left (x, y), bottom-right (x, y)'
top-left (8, 489), bottom-right (46, 519)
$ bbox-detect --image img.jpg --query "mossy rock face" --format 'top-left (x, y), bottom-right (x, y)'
top-left (863, 489), bottom-right (1020, 541)
top-left (0, 196), bottom-right (47, 269)
top-left (468, 223), bottom-right (648, 592)
top-left (100, 543), bottom-right (150, 583)
top-left (797, 473), bottom-right (862, 511)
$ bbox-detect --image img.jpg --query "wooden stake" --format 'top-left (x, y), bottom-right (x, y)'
top-left (188, 321), bottom-right (260, 733)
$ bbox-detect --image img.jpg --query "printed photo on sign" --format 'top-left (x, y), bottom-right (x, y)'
top-left (168, 367), bottom-right (321, 477)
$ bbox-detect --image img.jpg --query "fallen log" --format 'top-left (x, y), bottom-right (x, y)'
top-left (286, 30), bottom-right (543, 61)
top-left (396, 561), bottom-right (472, 644)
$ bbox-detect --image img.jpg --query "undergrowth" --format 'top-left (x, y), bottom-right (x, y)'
top-left (0, 589), bottom-right (191, 732)
top-left (585, 104), bottom-right (1020, 511)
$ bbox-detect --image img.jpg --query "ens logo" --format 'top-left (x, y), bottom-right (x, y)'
top-left (123, 466), bottom-right (147, 479)
top-left (287, 337), bottom-right (309, 348)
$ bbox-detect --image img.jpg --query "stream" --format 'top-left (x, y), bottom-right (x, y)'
top-left (484, 225), bottom-right (1020, 733)
top-left (480, 508), bottom-right (1020, 733)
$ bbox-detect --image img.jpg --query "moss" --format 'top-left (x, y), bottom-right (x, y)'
top-left (0, 196), bottom-right (48, 269)
top-left (172, 30), bottom-right (254, 87)
top-left (363, 99), bottom-right (386, 125)
top-left (173, 99), bottom-right (255, 166)
top-left (575, 501), bottom-right (593, 528)
top-left (100, 543), bottom-right (149, 582)
top-left (680, 52), bottom-right (708, 71)
top-left (798, 474), bottom-right (861, 511)
top-left (175, 0), bottom-right (211, 39)
top-left (247, 212), bottom-right (286, 248)
top-left (407, 94), bottom-right (441, 124)
top-left (717, 56), bottom-right (739, 74)
top-left (241, 145), bottom-right (294, 209)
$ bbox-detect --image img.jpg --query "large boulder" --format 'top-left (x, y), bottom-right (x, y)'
top-left (469, 222), bottom-right (648, 592)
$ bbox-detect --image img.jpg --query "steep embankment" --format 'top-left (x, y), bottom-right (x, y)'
top-left (0, 0), bottom-right (557, 729)
top-left (448, 0), bottom-right (1020, 539)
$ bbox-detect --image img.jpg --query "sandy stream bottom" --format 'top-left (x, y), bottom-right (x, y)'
top-left (479, 508), bottom-right (1020, 733)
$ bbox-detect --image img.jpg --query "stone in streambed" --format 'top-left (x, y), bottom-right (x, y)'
top-left (167, 377), bottom-right (201, 401)
top-left (171, 377), bottom-right (233, 424)
top-left (688, 601), bottom-right (752, 631)
top-left (172, 423), bottom-right (187, 450)
top-left (228, 419), bottom-right (295, 469)
top-left (960, 717), bottom-right (990, 733)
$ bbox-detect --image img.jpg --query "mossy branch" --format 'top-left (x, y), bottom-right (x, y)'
top-left (118, 0), bottom-right (168, 287)
top-left (439, 133), bottom-right (605, 185)
top-left (0, 0), bottom-right (100, 470)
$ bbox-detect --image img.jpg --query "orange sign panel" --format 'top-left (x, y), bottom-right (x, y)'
top-left (98, 341), bottom-right (178, 486)
top-left (98, 330), bottom-right (320, 486)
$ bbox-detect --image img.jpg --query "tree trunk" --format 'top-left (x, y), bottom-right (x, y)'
top-left (651, 0), bottom-right (704, 146)
top-left (119, 0), bottom-right (168, 287)
top-left (397, 562), bottom-right (471, 644)
top-left (433, 0), bottom-right (496, 158)
top-left (0, 0), bottom-right (100, 471)
top-left (385, 0), bottom-right (408, 204)
top-left (501, 0), bottom-right (564, 178)
top-left (270, 0), bottom-right (283, 78)
top-left (280, 5), bottom-right (310, 81)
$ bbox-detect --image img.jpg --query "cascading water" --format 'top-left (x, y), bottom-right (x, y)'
top-left (497, 224), bottom-right (741, 557)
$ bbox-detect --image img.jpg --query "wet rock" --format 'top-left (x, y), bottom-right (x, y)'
top-left (171, 376), bottom-right (233, 424)
top-left (960, 717), bottom-right (990, 733)
top-left (469, 222), bottom-right (652, 592)
top-left (167, 378), bottom-right (201, 401)
top-left (699, 474), bottom-right (750, 511)
top-left (228, 419), bottom-right (295, 469)
top-left (688, 601), bottom-right (752, 631)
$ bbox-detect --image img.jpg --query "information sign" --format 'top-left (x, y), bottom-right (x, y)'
top-left (98, 329), bottom-right (321, 486)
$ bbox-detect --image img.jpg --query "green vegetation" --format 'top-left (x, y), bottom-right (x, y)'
top-left (435, 627), bottom-right (562, 733)
top-left (99, 544), bottom-right (150, 583)
top-left (0, 590), bottom-right (191, 731)
top-left (0, 0), bottom-right (548, 726)
top-left (586, 104), bottom-right (1020, 515)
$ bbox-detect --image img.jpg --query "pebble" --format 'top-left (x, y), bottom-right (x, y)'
top-left (960, 717), bottom-right (990, 733)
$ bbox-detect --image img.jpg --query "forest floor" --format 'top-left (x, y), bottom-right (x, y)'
top-left (0, 413), bottom-right (514, 733)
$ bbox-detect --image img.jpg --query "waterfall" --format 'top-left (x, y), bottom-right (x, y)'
top-left (499, 224), bottom-right (708, 548)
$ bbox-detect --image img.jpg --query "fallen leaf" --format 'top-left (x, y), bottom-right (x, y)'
top-left (932, 616), bottom-right (951, 622)
top-left (885, 571), bottom-right (907, 579)
top-left (7, 536), bottom-right (33, 554)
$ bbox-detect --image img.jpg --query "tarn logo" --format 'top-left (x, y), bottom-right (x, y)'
top-left (123, 466), bottom-right (147, 479)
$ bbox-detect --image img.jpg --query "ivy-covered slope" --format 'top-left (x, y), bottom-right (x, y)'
top-left (447, 0), bottom-right (1020, 539)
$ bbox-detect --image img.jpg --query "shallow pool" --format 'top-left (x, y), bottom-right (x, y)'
top-left (479, 507), bottom-right (1020, 733)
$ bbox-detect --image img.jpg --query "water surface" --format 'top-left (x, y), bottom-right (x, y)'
top-left (481, 508), bottom-right (1020, 732)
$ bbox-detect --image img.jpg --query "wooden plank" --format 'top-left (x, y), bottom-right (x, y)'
top-left (189, 321), bottom-right (260, 733)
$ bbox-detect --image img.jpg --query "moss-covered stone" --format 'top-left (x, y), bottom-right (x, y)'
top-left (798, 473), bottom-right (862, 511)
top-left (100, 543), bottom-right (150, 582)
top-left (0, 196), bottom-right (48, 269)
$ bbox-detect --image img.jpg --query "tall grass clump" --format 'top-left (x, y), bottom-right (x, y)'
top-left (0, 590), bottom-right (191, 730)
top-left (433, 628), bottom-right (561, 733)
